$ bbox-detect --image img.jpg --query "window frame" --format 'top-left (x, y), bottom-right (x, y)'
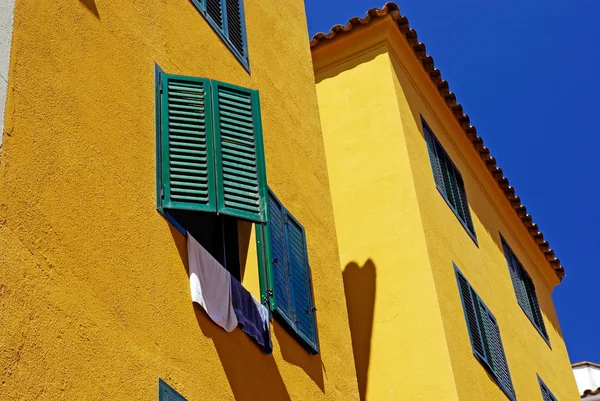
top-left (501, 235), bottom-right (550, 346)
top-left (255, 189), bottom-right (319, 354)
top-left (158, 379), bottom-right (187, 401)
top-left (189, 0), bottom-right (250, 72)
top-left (422, 118), bottom-right (477, 244)
top-left (455, 265), bottom-right (516, 401)
top-left (538, 375), bottom-right (558, 401)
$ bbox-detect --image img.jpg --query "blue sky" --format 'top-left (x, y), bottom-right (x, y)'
top-left (304, 0), bottom-right (600, 364)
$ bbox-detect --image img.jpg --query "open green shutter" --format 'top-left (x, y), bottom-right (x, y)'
top-left (285, 213), bottom-right (319, 353)
top-left (268, 191), bottom-right (294, 325)
top-left (482, 309), bottom-right (515, 401)
top-left (161, 74), bottom-right (216, 212)
top-left (455, 269), bottom-right (487, 363)
top-left (424, 125), bottom-right (445, 192)
top-left (212, 81), bottom-right (267, 223)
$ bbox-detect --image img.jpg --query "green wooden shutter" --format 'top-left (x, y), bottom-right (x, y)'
top-left (268, 191), bottom-right (294, 325)
top-left (424, 124), bottom-right (444, 192)
top-left (524, 275), bottom-right (548, 339)
top-left (455, 268), bottom-right (488, 363)
top-left (212, 81), bottom-right (267, 223)
top-left (539, 377), bottom-right (557, 401)
top-left (159, 379), bottom-right (188, 401)
top-left (225, 0), bottom-right (245, 57)
top-left (160, 74), bottom-right (216, 212)
top-left (285, 213), bottom-right (319, 353)
top-left (482, 309), bottom-right (516, 401)
top-left (205, 0), bottom-right (224, 29)
top-left (266, 190), bottom-right (319, 354)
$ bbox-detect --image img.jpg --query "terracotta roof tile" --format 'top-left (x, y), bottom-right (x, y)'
top-left (583, 387), bottom-right (600, 397)
top-left (311, 2), bottom-right (565, 280)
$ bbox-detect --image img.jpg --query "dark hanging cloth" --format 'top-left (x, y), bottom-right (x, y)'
top-left (230, 277), bottom-right (273, 355)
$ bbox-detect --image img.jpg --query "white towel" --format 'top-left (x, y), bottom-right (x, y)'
top-left (187, 233), bottom-right (238, 332)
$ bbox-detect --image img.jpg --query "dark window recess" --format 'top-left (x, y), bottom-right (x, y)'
top-left (423, 119), bottom-right (476, 240)
top-left (502, 236), bottom-right (549, 344)
top-left (168, 210), bottom-right (241, 280)
top-left (455, 266), bottom-right (516, 401)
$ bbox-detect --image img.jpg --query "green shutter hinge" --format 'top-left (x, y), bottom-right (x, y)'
top-left (267, 289), bottom-right (274, 297)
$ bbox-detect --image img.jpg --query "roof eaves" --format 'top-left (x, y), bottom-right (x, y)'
top-left (310, 2), bottom-right (565, 280)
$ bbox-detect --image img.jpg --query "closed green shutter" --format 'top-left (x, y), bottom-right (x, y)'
top-left (266, 190), bottom-right (319, 354)
top-left (205, 0), bottom-right (224, 29)
top-left (482, 309), bottom-right (516, 401)
top-left (159, 379), bottom-right (187, 401)
top-left (225, 0), bottom-right (246, 57)
top-left (502, 237), bottom-right (549, 343)
top-left (456, 266), bottom-right (516, 401)
top-left (190, 0), bottom-right (249, 70)
top-left (525, 275), bottom-right (548, 339)
top-left (456, 269), bottom-right (487, 363)
top-left (160, 74), bottom-right (216, 212)
top-left (213, 81), bottom-right (267, 223)
top-left (285, 213), bottom-right (318, 351)
top-left (424, 124), bottom-right (444, 191)
top-left (422, 119), bottom-right (476, 239)
top-left (538, 377), bottom-right (558, 401)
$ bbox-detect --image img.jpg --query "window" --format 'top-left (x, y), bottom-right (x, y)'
top-left (159, 379), bottom-right (187, 401)
top-left (156, 66), bottom-right (267, 278)
top-left (538, 376), bottom-right (558, 401)
top-left (501, 236), bottom-right (549, 344)
top-left (455, 266), bottom-right (516, 401)
top-left (256, 190), bottom-right (319, 354)
top-left (190, 0), bottom-right (249, 71)
top-left (422, 119), bottom-right (476, 241)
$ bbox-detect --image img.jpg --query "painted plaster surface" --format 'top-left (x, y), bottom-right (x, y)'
top-left (0, 0), bottom-right (358, 399)
top-left (0, 0), bottom-right (16, 157)
top-left (314, 15), bottom-right (580, 401)
top-left (315, 31), bottom-right (460, 401)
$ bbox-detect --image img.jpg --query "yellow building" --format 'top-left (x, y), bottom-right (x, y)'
top-left (0, 0), bottom-right (359, 399)
top-left (0, 0), bottom-right (581, 400)
top-left (312, 3), bottom-right (579, 401)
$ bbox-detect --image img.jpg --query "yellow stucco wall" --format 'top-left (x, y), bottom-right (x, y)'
top-left (314, 20), bottom-right (460, 401)
top-left (314, 16), bottom-right (579, 401)
top-left (0, 0), bottom-right (359, 399)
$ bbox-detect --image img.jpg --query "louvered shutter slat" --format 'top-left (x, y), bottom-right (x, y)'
top-left (268, 193), bottom-right (295, 328)
top-left (424, 125), bottom-right (445, 193)
top-left (483, 310), bottom-right (516, 401)
top-left (456, 270), bottom-right (487, 362)
top-left (205, 0), bottom-right (224, 29)
top-left (161, 75), bottom-right (216, 212)
top-left (525, 275), bottom-right (548, 339)
top-left (225, 0), bottom-right (245, 56)
top-left (285, 214), bottom-right (318, 351)
top-left (213, 82), bottom-right (267, 223)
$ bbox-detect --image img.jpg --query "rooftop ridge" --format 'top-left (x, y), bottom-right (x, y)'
top-left (310, 2), bottom-right (565, 280)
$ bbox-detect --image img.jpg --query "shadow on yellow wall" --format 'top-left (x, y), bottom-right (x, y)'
top-left (79, 0), bottom-right (100, 18)
top-left (343, 259), bottom-right (377, 401)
